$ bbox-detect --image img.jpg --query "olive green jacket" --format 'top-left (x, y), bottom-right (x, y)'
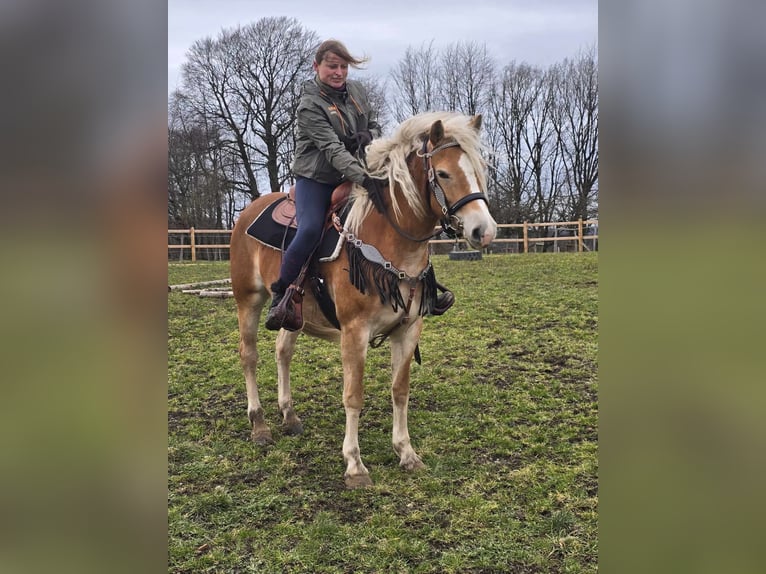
top-left (291, 77), bottom-right (382, 186)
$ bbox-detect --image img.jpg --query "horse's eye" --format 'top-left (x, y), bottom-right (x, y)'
top-left (436, 170), bottom-right (450, 179)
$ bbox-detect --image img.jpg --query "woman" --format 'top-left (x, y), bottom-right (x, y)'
top-left (265, 39), bottom-right (453, 330)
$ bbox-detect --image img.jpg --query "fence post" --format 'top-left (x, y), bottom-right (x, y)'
top-left (190, 227), bottom-right (196, 262)
top-left (523, 221), bottom-right (529, 253)
top-left (577, 219), bottom-right (583, 252)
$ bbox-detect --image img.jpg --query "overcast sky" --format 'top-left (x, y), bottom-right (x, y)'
top-left (168, 0), bottom-right (597, 95)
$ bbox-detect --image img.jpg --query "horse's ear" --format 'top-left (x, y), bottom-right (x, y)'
top-left (429, 120), bottom-right (444, 145)
top-left (469, 114), bottom-right (483, 132)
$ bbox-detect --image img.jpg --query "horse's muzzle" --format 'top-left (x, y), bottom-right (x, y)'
top-left (465, 220), bottom-right (497, 249)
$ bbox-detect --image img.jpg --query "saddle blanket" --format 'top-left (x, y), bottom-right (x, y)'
top-left (245, 195), bottom-right (345, 262)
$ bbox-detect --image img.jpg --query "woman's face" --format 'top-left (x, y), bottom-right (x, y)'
top-left (314, 51), bottom-right (349, 89)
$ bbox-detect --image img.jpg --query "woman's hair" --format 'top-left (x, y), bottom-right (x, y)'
top-left (314, 39), bottom-right (368, 69)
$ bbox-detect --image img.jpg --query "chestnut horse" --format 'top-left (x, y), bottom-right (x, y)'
top-left (230, 111), bottom-right (497, 488)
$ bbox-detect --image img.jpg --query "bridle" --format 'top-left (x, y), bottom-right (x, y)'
top-left (379, 137), bottom-right (488, 243)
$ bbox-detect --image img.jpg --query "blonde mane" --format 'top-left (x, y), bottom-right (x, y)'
top-left (345, 111), bottom-right (488, 234)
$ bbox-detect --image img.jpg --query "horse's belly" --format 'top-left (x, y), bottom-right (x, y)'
top-left (300, 298), bottom-right (341, 342)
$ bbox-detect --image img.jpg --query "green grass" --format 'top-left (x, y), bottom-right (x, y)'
top-left (168, 253), bottom-right (597, 573)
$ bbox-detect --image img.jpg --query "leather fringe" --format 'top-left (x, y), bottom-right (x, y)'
top-left (345, 242), bottom-right (438, 316)
top-left (419, 265), bottom-right (438, 316)
top-left (346, 242), bottom-right (406, 311)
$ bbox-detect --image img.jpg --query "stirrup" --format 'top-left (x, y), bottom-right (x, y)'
top-left (264, 283), bottom-right (286, 331)
top-left (431, 289), bottom-right (455, 316)
top-left (265, 284), bottom-right (304, 332)
top-left (264, 304), bottom-right (286, 331)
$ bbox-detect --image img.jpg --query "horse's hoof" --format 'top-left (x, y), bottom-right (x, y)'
top-left (283, 419), bottom-right (304, 436)
top-left (400, 457), bottom-right (426, 472)
top-left (251, 430), bottom-right (274, 446)
top-left (344, 474), bottom-right (373, 489)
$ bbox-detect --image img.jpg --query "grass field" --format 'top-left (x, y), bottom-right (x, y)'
top-left (168, 253), bottom-right (598, 573)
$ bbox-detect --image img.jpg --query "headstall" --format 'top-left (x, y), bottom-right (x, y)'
top-left (415, 137), bottom-right (488, 238)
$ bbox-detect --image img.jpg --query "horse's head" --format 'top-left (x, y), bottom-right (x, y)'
top-left (419, 115), bottom-right (497, 249)
top-left (357, 112), bottom-right (498, 248)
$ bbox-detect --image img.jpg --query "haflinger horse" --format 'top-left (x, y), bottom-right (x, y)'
top-left (230, 111), bottom-right (497, 488)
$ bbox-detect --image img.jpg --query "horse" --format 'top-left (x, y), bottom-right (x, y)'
top-left (229, 111), bottom-right (497, 488)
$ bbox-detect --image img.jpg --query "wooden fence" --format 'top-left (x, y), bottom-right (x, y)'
top-left (168, 220), bottom-right (598, 262)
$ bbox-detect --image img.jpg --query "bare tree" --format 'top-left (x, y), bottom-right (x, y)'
top-left (168, 91), bottom-right (235, 228)
top-left (180, 17), bottom-right (318, 200)
top-left (355, 75), bottom-right (391, 134)
top-left (233, 19), bottom-right (318, 192)
top-left (388, 42), bottom-right (440, 122)
top-left (551, 47), bottom-right (599, 221)
top-left (386, 41), bottom-right (599, 227)
top-left (181, 32), bottom-right (259, 199)
top-left (526, 67), bottom-right (565, 227)
top-left (487, 62), bottom-right (538, 225)
top-left (440, 41), bottom-right (495, 115)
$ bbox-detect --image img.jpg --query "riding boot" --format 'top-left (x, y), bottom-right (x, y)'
top-left (264, 279), bottom-right (288, 331)
top-left (431, 281), bottom-right (455, 316)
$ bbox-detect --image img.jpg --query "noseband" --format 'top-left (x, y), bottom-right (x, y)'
top-left (416, 137), bottom-right (488, 239)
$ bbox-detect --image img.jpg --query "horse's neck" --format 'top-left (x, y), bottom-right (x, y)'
top-left (359, 162), bottom-right (436, 273)
top-left (391, 182), bottom-right (437, 240)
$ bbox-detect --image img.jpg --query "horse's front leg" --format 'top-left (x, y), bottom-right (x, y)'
top-left (340, 326), bottom-right (373, 488)
top-left (390, 320), bottom-right (426, 471)
top-left (275, 329), bottom-right (303, 435)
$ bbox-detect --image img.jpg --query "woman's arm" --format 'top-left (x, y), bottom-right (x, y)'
top-left (298, 103), bottom-right (367, 184)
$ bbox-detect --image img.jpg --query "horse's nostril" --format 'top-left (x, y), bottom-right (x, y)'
top-left (472, 227), bottom-right (482, 242)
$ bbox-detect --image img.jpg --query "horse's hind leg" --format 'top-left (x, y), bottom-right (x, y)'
top-left (275, 329), bottom-right (303, 435)
top-left (390, 323), bottom-right (426, 471)
top-left (236, 292), bottom-right (273, 445)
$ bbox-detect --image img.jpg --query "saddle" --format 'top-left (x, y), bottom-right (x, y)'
top-left (245, 182), bottom-right (353, 260)
top-left (271, 181), bottom-right (354, 229)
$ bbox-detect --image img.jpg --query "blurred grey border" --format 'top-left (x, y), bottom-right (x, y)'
top-left (601, 1), bottom-right (766, 573)
top-left (0, 1), bottom-right (168, 573)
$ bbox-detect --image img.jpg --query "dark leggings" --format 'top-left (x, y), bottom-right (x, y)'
top-left (278, 177), bottom-right (335, 286)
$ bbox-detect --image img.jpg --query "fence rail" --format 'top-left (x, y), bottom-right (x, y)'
top-left (168, 220), bottom-right (598, 262)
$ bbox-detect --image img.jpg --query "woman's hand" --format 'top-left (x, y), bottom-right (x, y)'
top-left (354, 130), bottom-right (372, 150)
top-left (341, 131), bottom-right (373, 155)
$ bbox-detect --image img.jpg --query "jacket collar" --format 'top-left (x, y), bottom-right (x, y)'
top-left (315, 77), bottom-right (348, 103)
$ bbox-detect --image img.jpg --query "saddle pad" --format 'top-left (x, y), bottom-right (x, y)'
top-left (245, 196), bottom-right (345, 262)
